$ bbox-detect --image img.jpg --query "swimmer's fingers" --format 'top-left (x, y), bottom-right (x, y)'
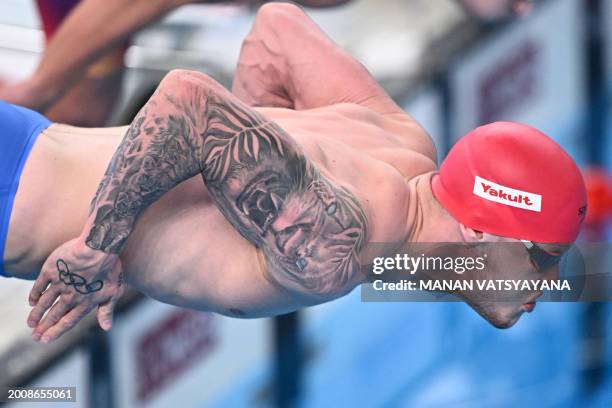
top-left (35, 290), bottom-right (122, 342)
top-left (29, 266), bottom-right (55, 306)
top-left (96, 263), bottom-right (125, 331)
top-left (32, 292), bottom-right (82, 342)
top-left (32, 260), bottom-right (124, 342)
top-left (27, 285), bottom-right (62, 328)
top-left (36, 305), bottom-right (95, 344)
top-left (96, 294), bottom-right (121, 332)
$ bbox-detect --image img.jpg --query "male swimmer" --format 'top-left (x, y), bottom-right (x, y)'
top-left (0, 4), bottom-right (585, 343)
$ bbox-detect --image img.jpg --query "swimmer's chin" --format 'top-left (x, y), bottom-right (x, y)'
top-left (485, 314), bottom-right (521, 329)
top-left (467, 302), bottom-right (523, 329)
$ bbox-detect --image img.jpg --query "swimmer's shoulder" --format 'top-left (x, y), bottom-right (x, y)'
top-left (320, 103), bottom-right (438, 160)
top-left (256, 103), bottom-right (437, 168)
top-left (330, 103), bottom-right (438, 179)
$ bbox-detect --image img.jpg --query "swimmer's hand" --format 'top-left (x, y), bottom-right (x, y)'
top-left (27, 238), bottom-right (124, 343)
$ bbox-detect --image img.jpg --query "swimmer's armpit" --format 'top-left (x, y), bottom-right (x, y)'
top-left (86, 70), bottom-right (368, 297)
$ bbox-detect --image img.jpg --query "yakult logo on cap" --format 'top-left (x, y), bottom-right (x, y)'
top-left (473, 176), bottom-right (542, 212)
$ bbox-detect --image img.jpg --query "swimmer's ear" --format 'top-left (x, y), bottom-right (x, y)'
top-left (459, 224), bottom-right (485, 242)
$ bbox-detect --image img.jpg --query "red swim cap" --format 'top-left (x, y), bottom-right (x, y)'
top-left (432, 122), bottom-right (587, 243)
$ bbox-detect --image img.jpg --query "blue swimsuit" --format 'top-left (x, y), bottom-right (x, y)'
top-left (0, 101), bottom-right (51, 277)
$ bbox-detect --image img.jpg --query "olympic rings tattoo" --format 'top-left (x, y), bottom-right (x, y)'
top-left (57, 259), bottom-right (104, 295)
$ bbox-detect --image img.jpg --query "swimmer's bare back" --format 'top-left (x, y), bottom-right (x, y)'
top-left (9, 4), bottom-right (436, 323)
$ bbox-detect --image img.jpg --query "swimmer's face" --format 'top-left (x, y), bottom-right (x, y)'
top-left (459, 238), bottom-right (568, 329)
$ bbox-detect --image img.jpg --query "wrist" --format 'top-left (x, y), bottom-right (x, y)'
top-left (74, 233), bottom-right (114, 260)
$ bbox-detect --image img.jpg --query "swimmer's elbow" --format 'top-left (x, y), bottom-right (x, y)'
top-left (160, 69), bottom-right (213, 90)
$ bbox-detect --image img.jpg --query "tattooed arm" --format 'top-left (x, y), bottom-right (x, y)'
top-left (28, 69), bottom-right (368, 342)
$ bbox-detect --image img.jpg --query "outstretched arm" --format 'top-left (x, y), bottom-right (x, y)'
top-left (28, 70), bottom-right (368, 342)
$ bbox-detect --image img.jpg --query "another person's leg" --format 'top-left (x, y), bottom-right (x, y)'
top-left (36, 0), bottom-right (126, 126)
top-left (43, 49), bottom-right (126, 127)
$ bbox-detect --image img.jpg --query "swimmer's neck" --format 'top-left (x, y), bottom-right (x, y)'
top-left (402, 171), bottom-right (464, 246)
top-left (394, 172), bottom-right (469, 292)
